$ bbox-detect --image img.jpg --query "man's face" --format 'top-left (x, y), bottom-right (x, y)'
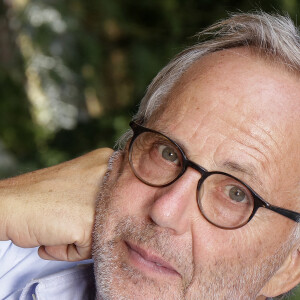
top-left (93, 48), bottom-right (300, 299)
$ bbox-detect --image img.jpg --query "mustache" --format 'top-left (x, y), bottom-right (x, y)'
top-left (116, 217), bottom-right (173, 250)
top-left (114, 216), bottom-right (193, 283)
top-left (93, 150), bottom-right (194, 290)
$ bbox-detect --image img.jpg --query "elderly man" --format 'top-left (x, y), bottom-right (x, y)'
top-left (0, 12), bottom-right (299, 300)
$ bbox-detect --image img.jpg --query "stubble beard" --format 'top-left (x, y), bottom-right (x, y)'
top-left (92, 152), bottom-right (294, 300)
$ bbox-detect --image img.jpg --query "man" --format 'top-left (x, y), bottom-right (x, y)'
top-left (0, 12), bottom-right (300, 300)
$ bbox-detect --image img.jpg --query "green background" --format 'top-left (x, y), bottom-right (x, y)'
top-left (0, 1), bottom-right (299, 298)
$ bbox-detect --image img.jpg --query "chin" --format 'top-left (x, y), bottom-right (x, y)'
top-left (93, 239), bottom-right (183, 300)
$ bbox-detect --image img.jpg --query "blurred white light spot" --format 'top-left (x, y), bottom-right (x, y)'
top-left (26, 3), bottom-right (67, 33)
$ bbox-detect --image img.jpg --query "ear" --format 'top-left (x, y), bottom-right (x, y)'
top-left (259, 246), bottom-right (300, 298)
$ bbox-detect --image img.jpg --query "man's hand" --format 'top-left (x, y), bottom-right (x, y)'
top-left (0, 148), bottom-right (113, 261)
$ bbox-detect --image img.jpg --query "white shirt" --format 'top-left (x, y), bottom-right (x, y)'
top-left (0, 241), bottom-right (95, 299)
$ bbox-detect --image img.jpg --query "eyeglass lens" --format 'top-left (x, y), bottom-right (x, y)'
top-left (129, 131), bottom-right (183, 186)
top-left (129, 130), bottom-right (255, 229)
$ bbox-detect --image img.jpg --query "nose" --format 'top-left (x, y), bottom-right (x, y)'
top-left (148, 168), bottom-right (200, 235)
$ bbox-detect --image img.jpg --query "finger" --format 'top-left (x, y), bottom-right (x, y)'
top-left (66, 243), bottom-right (92, 261)
top-left (38, 245), bottom-right (62, 260)
top-left (38, 244), bottom-right (92, 261)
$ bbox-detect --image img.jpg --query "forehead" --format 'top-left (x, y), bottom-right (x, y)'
top-left (156, 48), bottom-right (300, 128)
top-left (150, 48), bottom-right (300, 204)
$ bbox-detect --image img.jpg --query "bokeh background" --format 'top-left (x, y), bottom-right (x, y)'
top-left (0, 0), bottom-right (300, 299)
top-left (1, 0), bottom-right (299, 178)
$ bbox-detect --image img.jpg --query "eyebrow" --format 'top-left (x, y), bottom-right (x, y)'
top-left (221, 160), bottom-right (264, 193)
top-left (170, 134), bottom-right (264, 187)
top-left (154, 125), bottom-right (266, 195)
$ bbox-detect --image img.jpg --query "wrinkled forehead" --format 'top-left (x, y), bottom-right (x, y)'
top-left (154, 48), bottom-right (300, 128)
top-left (149, 48), bottom-right (300, 203)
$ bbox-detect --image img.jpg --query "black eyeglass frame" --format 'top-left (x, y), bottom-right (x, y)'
top-left (129, 121), bottom-right (300, 229)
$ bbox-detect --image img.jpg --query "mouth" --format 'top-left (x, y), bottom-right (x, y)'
top-left (125, 241), bottom-right (180, 277)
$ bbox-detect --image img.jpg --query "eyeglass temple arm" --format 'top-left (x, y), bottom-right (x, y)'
top-left (265, 203), bottom-right (300, 223)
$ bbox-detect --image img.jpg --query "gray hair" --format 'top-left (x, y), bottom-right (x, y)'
top-left (117, 11), bottom-right (300, 148)
top-left (116, 11), bottom-right (300, 298)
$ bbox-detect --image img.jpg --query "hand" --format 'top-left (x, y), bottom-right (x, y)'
top-left (0, 148), bottom-right (113, 261)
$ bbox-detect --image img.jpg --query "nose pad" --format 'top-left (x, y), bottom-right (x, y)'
top-left (148, 170), bottom-right (200, 235)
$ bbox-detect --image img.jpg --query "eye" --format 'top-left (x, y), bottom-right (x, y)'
top-left (224, 185), bottom-right (248, 203)
top-left (158, 145), bottom-right (179, 165)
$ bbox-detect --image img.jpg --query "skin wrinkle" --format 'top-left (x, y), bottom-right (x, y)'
top-left (183, 99), bottom-right (220, 149)
top-left (157, 69), bottom-right (283, 197)
top-left (184, 109), bottom-right (220, 167)
top-left (94, 157), bottom-right (296, 299)
top-left (234, 122), bottom-right (280, 170)
top-left (251, 121), bottom-right (283, 157)
top-left (216, 138), bottom-right (269, 194)
top-left (151, 90), bottom-right (194, 135)
top-left (203, 103), bottom-right (286, 198)
top-left (246, 122), bottom-right (284, 184)
top-left (210, 127), bottom-right (297, 210)
top-left (211, 132), bottom-right (268, 196)
top-left (150, 168), bottom-right (202, 227)
top-left (186, 223), bottom-right (200, 297)
top-left (216, 111), bottom-right (275, 169)
top-left (93, 49), bottom-right (300, 300)
top-left (152, 86), bottom-right (221, 161)
top-left (154, 102), bottom-right (221, 171)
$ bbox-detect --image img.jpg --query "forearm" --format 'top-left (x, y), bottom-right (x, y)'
top-left (0, 148), bottom-right (113, 260)
top-left (0, 179), bottom-right (13, 241)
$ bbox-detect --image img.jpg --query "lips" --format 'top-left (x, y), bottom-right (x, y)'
top-left (125, 241), bottom-right (180, 276)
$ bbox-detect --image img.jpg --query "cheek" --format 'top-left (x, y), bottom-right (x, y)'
top-left (191, 226), bottom-right (242, 269)
top-left (191, 215), bottom-right (294, 272)
top-left (109, 166), bottom-right (154, 217)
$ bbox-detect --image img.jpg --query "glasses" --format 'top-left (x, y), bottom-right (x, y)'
top-left (128, 121), bottom-right (300, 229)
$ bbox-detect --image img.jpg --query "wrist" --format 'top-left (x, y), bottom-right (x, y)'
top-left (0, 181), bottom-right (13, 241)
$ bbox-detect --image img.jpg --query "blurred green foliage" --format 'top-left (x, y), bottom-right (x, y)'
top-left (1, 0), bottom-right (299, 178)
top-left (290, 285), bottom-right (300, 299)
top-left (0, 0), bottom-right (300, 298)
